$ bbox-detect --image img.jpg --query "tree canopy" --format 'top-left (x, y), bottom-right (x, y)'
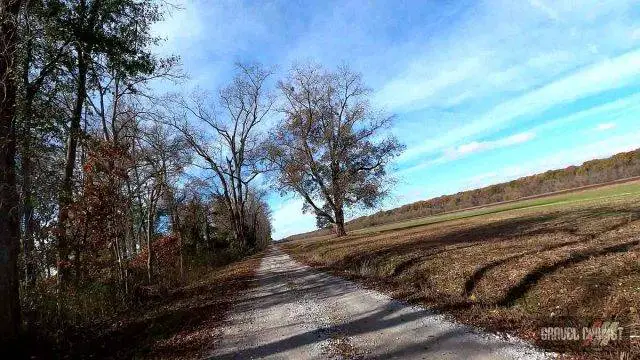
top-left (267, 63), bottom-right (404, 236)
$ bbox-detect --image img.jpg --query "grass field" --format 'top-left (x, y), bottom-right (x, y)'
top-left (281, 180), bottom-right (640, 358)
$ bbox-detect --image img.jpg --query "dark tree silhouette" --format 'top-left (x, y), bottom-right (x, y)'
top-left (0, 0), bottom-right (23, 344)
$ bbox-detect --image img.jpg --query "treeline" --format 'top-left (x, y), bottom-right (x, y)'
top-left (0, 0), bottom-right (271, 349)
top-left (286, 148), bottom-right (640, 240)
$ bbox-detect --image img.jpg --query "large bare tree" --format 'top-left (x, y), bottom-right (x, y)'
top-left (267, 63), bottom-right (404, 236)
top-left (172, 63), bottom-right (274, 248)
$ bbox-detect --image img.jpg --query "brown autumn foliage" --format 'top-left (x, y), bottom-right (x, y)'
top-left (267, 63), bottom-right (404, 236)
top-left (3, 0), bottom-right (276, 355)
top-left (17, 136), bottom-right (270, 358)
top-left (129, 235), bottom-right (182, 294)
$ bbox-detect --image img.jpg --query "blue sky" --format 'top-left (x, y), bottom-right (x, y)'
top-left (154, 0), bottom-right (640, 239)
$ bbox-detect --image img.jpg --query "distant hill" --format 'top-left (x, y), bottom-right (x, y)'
top-left (284, 148), bottom-right (640, 241)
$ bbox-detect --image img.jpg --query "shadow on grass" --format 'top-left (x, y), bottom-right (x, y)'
top-left (281, 205), bottom-right (640, 358)
top-left (309, 206), bottom-right (640, 288)
top-left (463, 236), bottom-right (585, 296)
top-left (498, 238), bottom-right (640, 307)
top-left (23, 255), bottom-right (262, 360)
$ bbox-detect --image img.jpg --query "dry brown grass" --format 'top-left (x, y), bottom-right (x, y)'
top-left (26, 253), bottom-right (265, 359)
top-left (281, 195), bottom-right (640, 358)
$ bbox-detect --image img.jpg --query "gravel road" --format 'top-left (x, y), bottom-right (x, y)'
top-left (210, 247), bottom-right (551, 359)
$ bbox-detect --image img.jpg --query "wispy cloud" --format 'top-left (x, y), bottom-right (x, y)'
top-left (376, 0), bottom-right (639, 164)
top-left (463, 130), bottom-right (640, 190)
top-left (398, 131), bottom-right (536, 176)
top-left (528, 0), bottom-right (560, 21)
top-left (152, 0), bottom-right (282, 87)
top-left (527, 93), bottom-right (640, 134)
top-left (595, 123), bottom-right (616, 131)
top-left (375, 56), bottom-right (485, 112)
top-left (444, 132), bottom-right (536, 159)
top-left (397, 48), bottom-right (640, 162)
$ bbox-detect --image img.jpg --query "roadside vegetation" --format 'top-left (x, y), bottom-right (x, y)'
top-left (0, 1), bottom-right (272, 355)
top-left (282, 180), bottom-right (640, 358)
top-left (26, 253), bottom-right (263, 359)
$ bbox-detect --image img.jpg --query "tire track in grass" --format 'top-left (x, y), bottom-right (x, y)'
top-left (498, 238), bottom-right (640, 307)
top-left (463, 237), bottom-right (588, 296)
top-left (463, 217), bottom-right (637, 297)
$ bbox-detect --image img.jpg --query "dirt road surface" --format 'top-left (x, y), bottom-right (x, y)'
top-left (210, 247), bottom-right (550, 359)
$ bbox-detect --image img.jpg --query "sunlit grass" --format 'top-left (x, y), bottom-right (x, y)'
top-left (351, 180), bottom-right (640, 235)
top-left (282, 181), bottom-right (640, 358)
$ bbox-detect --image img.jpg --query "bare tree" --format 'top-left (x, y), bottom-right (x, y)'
top-left (136, 123), bottom-right (189, 283)
top-left (171, 63), bottom-right (274, 248)
top-left (0, 0), bottom-right (23, 344)
top-left (267, 63), bottom-right (404, 236)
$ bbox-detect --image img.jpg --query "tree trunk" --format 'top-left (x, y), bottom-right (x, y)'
top-left (230, 208), bottom-right (245, 247)
top-left (333, 208), bottom-right (347, 237)
top-left (113, 235), bottom-right (126, 297)
top-left (58, 44), bottom-right (87, 290)
top-left (0, 0), bottom-right (23, 344)
top-left (21, 138), bottom-right (36, 287)
top-left (19, 20), bottom-right (37, 288)
top-left (20, 75), bottom-right (37, 289)
top-left (73, 244), bottom-right (81, 288)
top-left (204, 220), bottom-right (212, 250)
top-left (168, 194), bottom-right (184, 281)
top-left (146, 198), bottom-right (155, 284)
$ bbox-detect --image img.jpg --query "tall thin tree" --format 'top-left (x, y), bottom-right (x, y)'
top-left (0, 0), bottom-right (24, 344)
top-left (172, 63), bottom-right (274, 248)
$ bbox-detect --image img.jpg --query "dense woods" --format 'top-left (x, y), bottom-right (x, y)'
top-left (286, 148), bottom-right (640, 240)
top-left (0, 0), bottom-right (272, 352)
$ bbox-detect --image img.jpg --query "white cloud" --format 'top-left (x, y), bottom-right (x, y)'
top-left (398, 131), bottom-right (536, 176)
top-left (463, 49), bottom-right (640, 142)
top-left (270, 198), bottom-right (317, 240)
top-left (464, 171), bottom-right (499, 190)
top-left (151, 0), bottom-right (280, 87)
top-left (595, 123), bottom-right (616, 131)
top-left (375, 56), bottom-right (485, 112)
top-left (374, 0), bottom-right (639, 166)
top-left (528, 0), bottom-right (560, 21)
top-left (463, 130), bottom-right (640, 190)
top-left (394, 130), bottom-right (640, 209)
top-left (376, 0), bottom-right (637, 112)
top-left (445, 132), bottom-right (536, 159)
top-left (398, 48), bottom-right (640, 162)
top-left (528, 93), bottom-right (640, 134)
